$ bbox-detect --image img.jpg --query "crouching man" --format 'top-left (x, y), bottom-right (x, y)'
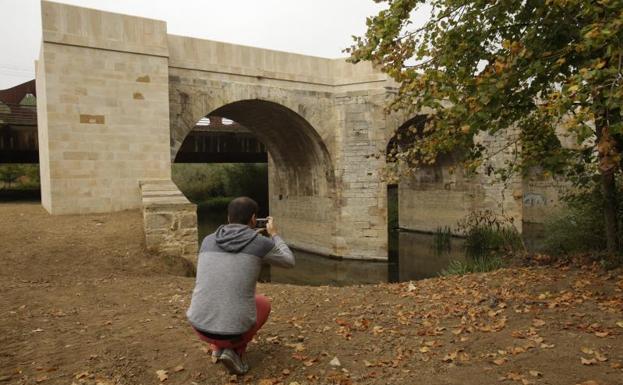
top-left (187, 197), bottom-right (295, 375)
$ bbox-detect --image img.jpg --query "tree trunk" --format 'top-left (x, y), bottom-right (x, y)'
top-left (601, 169), bottom-right (619, 254)
top-left (596, 111), bottom-right (620, 255)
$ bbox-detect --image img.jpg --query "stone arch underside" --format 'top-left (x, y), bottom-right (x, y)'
top-left (386, 114), bottom-right (525, 234)
top-left (171, 91), bottom-right (338, 255)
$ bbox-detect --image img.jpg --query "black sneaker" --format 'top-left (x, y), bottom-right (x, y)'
top-left (219, 348), bottom-right (249, 375)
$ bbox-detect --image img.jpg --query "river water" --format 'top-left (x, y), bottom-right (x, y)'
top-left (197, 205), bottom-right (469, 286)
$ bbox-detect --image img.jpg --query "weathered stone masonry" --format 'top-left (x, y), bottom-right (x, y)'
top-left (139, 180), bottom-right (198, 263)
top-left (36, 1), bottom-right (528, 262)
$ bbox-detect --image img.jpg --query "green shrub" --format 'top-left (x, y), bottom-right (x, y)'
top-left (464, 225), bottom-right (524, 260)
top-left (458, 210), bottom-right (525, 260)
top-left (543, 183), bottom-right (623, 258)
top-left (441, 210), bottom-right (524, 276)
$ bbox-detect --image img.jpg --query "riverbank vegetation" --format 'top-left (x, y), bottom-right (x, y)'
top-left (0, 164), bottom-right (39, 190)
top-left (0, 164), bottom-right (40, 201)
top-left (171, 163), bottom-right (268, 214)
top-left (441, 211), bottom-right (524, 276)
top-left (542, 183), bottom-right (623, 268)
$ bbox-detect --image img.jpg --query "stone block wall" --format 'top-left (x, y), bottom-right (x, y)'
top-left (393, 122), bottom-right (524, 234)
top-left (140, 179), bottom-right (198, 264)
top-left (522, 172), bottom-right (566, 224)
top-left (332, 89), bottom-right (389, 259)
top-left (37, 1), bottom-right (171, 214)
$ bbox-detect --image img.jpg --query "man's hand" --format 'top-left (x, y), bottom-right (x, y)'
top-left (266, 216), bottom-right (278, 237)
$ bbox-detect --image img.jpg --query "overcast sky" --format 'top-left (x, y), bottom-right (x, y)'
top-left (0, 0), bottom-right (433, 89)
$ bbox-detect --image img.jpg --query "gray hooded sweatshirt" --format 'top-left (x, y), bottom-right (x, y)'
top-left (187, 224), bottom-right (295, 335)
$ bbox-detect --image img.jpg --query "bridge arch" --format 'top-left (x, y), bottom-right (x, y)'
top-left (171, 94), bottom-right (337, 254)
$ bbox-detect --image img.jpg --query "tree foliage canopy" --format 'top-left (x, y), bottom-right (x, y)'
top-left (348, 0), bottom-right (623, 186)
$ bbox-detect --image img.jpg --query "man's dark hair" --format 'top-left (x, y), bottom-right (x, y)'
top-left (227, 196), bottom-right (259, 225)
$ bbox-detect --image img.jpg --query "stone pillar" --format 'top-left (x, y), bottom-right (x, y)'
top-left (140, 179), bottom-right (198, 265)
top-left (37, 1), bottom-right (172, 214)
top-left (333, 89), bottom-right (389, 260)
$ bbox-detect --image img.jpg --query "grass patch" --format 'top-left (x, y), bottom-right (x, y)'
top-left (464, 225), bottom-right (524, 260)
top-left (432, 226), bottom-right (452, 256)
top-left (441, 255), bottom-right (505, 276)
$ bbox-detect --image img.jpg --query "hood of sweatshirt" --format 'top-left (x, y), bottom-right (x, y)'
top-left (214, 224), bottom-right (258, 253)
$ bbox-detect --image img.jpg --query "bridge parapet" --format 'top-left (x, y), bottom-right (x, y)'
top-left (139, 179), bottom-right (198, 265)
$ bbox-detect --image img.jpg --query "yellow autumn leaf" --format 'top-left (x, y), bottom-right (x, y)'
top-left (581, 347), bottom-right (594, 355)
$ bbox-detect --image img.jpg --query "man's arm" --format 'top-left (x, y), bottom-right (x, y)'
top-left (263, 217), bottom-right (295, 268)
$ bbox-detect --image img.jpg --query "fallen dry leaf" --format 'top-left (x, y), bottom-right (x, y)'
top-left (581, 357), bottom-right (597, 366)
top-left (173, 365), bottom-right (184, 372)
top-left (155, 370), bottom-right (168, 382)
top-left (594, 331), bottom-right (609, 338)
top-left (581, 347), bottom-right (594, 355)
top-left (493, 358), bottom-right (507, 366)
top-left (74, 372), bottom-right (89, 380)
top-left (258, 379), bottom-right (277, 385)
top-left (594, 353), bottom-right (608, 362)
top-left (329, 357), bottom-right (341, 367)
top-left (511, 347), bottom-right (525, 354)
top-left (529, 370), bottom-right (542, 377)
top-left (442, 351), bottom-right (458, 363)
top-left (506, 372), bottom-right (523, 381)
top-left (285, 342), bottom-right (305, 352)
top-left (616, 321), bottom-right (623, 328)
top-left (532, 319), bottom-right (546, 327)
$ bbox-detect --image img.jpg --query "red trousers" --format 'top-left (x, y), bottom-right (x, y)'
top-left (192, 294), bottom-right (271, 356)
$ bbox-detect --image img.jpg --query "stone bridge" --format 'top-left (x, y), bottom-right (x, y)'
top-left (34, 1), bottom-right (529, 262)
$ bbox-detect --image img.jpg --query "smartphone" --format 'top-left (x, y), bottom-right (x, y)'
top-left (256, 217), bottom-right (268, 228)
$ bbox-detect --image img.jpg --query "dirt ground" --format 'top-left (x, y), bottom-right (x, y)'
top-left (0, 202), bottom-right (622, 385)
